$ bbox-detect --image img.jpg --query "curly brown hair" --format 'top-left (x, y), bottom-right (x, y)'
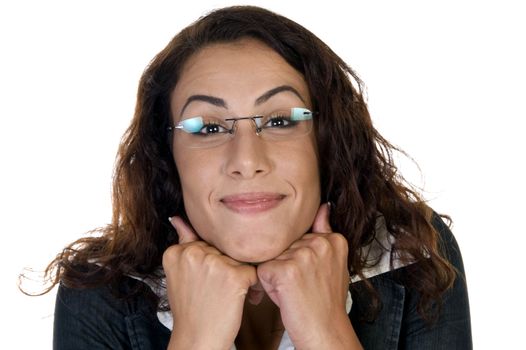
top-left (36, 5), bottom-right (455, 320)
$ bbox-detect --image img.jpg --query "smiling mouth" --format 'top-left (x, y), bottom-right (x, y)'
top-left (220, 192), bottom-right (286, 214)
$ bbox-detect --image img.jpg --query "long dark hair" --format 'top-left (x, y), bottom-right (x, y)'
top-left (36, 5), bottom-right (455, 320)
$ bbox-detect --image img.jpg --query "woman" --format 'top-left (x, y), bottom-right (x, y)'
top-left (47, 5), bottom-right (471, 349)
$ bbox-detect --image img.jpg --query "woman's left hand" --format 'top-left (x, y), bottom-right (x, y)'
top-left (257, 203), bottom-right (363, 350)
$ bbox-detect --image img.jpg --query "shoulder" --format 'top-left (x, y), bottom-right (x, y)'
top-left (349, 213), bottom-right (472, 349)
top-left (430, 212), bottom-right (466, 275)
top-left (355, 211), bottom-right (466, 280)
top-left (54, 272), bottom-right (170, 349)
top-left (55, 278), bottom-right (142, 319)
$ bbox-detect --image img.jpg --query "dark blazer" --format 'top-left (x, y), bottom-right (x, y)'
top-left (53, 214), bottom-right (472, 349)
top-left (350, 214), bottom-right (472, 349)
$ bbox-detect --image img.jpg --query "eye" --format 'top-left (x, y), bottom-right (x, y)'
top-left (192, 115), bottom-right (234, 135)
top-left (197, 123), bottom-right (229, 135)
top-left (263, 112), bottom-right (296, 129)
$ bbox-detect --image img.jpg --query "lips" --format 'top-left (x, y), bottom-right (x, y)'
top-left (220, 192), bottom-right (286, 214)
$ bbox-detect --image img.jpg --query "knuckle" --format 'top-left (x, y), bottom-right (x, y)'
top-left (294, 247), bottom-right (315, 262)
top-left (257, 263), bottom-right (273, 281)
top-left (330, 233), bottom-right (349, 254)
top-left (282, 262), bottom-right (301, 280)
top-left (180, 244), bottom-right (205, 263)
top-left (203, 253), bottom-right (222, 271)
top-left (225, 268), bottom-right (243, 284)
top-left (331, 232), bottom-right (347, 244)
top-left (162, 245), bottom-right (181, 267)
top-left (309, 235), bottom-right (331, 252)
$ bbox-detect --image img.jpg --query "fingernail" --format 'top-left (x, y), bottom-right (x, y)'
top-left (168, 216), bottom-right (173, 222)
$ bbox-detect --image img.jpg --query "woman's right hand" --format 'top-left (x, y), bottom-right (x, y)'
top-left (163, 216), bottom-right (258, 350)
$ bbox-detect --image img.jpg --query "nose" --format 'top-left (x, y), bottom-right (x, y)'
top-left (223, 120), bottom-right (272, 179)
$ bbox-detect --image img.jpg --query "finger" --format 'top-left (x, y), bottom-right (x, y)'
top-left (287, 233), bottom-right (329, 249)
top-left (256, 261), bottom-right (284, 307)
top-left (311, 202), bottom-right (332, 234)
top-left (270, 247), bottom-right (298, 261)
top-left (241, 265), bottom-right (259, 286)
top-left (238, 265), bottom-right (259, 299)
top-left (169, 216), bottom-right (200, 244)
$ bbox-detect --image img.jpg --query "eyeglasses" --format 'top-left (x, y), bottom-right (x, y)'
top-left (168, 107), bottom-right (314, 149)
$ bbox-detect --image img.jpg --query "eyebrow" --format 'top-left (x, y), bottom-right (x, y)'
top-left (179, 85), bottom-right (306, 116)
top-left (254, 85), bottom-right (306, 105)
top-left (180, 95), bottom-right (227, 116)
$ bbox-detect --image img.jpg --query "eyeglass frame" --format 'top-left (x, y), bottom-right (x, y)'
top-left (166, 107), bottom-right (316, 148)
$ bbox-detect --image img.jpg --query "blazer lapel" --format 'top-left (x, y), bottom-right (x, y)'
top-left (349, 273), bottom-right (406, 350)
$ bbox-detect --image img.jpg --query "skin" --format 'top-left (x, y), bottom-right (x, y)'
top-left (163, 39), bottom-right (363, 350)
top-left (170, 39), bottom-right (320, 263)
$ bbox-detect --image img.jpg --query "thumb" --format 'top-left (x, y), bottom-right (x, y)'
top-left (169, 216), bottom-right (200, 244)
top-left (311, 202), bottom-right (332, 233)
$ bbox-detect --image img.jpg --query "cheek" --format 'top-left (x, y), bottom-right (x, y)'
top-left (284, 138), bottom-right (320, 190)
top-left (173, 149), bottom-right (217, 211)
top-left (172, 148), bottom-right (226, 247)
top-left (279, 139), bottom-right (321, 219)
top-left (297, 139), bottom-right (321, 213)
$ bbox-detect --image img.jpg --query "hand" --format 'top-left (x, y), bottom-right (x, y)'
top-left (163, 217), bottom-right (258, 350)
top-left (257, 203), bottom-right (362, 349)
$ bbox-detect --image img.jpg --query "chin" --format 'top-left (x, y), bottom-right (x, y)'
top-left (222, 242), bottom-right (288, 264)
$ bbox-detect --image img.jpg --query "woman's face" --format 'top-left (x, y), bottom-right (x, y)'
top-left (170, 39), bottom-right (320, 263)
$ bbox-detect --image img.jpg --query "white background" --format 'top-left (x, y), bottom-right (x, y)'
top-left (1, 0), bottom-right (524, 348)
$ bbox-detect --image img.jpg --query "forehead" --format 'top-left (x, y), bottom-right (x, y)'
top-left (170, 39), bottom-right (310, 116)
